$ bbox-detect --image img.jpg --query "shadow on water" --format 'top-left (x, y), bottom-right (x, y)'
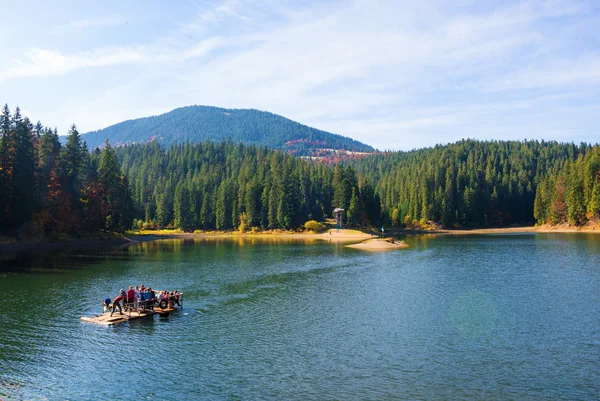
top-left (0, 245), bottom-right (137, 274)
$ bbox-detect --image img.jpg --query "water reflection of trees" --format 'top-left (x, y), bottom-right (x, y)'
top-left (1, 247), bottom-right (132, 273)
top-left (127, 236), bottom-right (325, 254)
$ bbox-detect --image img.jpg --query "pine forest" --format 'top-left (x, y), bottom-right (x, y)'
top-left (1, 104), bottom-right (599, 238)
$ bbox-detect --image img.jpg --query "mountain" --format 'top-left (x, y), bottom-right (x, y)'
top-left (81, 105), bottom-right (374, 156)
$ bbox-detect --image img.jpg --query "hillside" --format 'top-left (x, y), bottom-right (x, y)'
top-left (81, 105), bottom-right (374, 156)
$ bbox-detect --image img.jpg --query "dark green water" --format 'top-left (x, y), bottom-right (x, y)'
top-left (1, 234), bottom-right (599, 400)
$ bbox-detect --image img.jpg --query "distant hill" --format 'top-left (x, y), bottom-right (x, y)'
top-left (81, 106), bottom-right (374, 156)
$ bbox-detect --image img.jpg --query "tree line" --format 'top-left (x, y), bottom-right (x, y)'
top-left (117, 141), bottom-right (379, 231)
top-left (534, 145), bottom-right (600, 226)
top-left (117, 138), bottom-right (600, 231)
top-left (352, 139), bottom-right (597, 227)
top-left (0, 104), bottom-right (132, 237)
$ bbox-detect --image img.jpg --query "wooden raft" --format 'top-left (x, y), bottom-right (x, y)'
top-left (81, 292), bottom-right (183, 326)
top-left (80, 309), bottom-right (158, 326)
top-left (80, 306), bottom-right (180, 326)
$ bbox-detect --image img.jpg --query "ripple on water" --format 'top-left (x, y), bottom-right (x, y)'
top-left (2, 235), bottom-right (600, 400)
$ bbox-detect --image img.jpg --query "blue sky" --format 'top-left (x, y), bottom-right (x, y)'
top-left (1, 0), bottom-right (599, 150)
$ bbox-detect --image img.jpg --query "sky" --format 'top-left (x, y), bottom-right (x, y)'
top-left (1, 0), bottom-right (599, 150)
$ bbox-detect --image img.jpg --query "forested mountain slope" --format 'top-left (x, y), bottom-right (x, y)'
top-left (82, 106), bottom-right (373, 156)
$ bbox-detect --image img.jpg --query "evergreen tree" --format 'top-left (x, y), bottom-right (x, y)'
top-left (37, 127), bottom-right (62, 205)
top-left (359, 178), bottom-right (380, 225)
top-left (346, 188), bottom-right (361, 226)
top-left (589, 181), bottom-right (600, 219)
top-left (245, 180), bottom-right (261, 228)
top-left (59, 124), bottom-right (87, 225)
top-left (10, 112), bottom-right (36, 228)
top-left (533, 179), bottom-right (550, 224)
top-left (174, 181), bottom-right (192, 230)
top-left (0, 104), bottom-right (12, 226)
top-left (551, 178), bottom-right (567, 223)
top-left (98, 140), bottom-right (123, 230)
top-left (215, 180), bottom-right (231, 230)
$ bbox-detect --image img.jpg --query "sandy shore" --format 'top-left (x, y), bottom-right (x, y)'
top-left (131, 229), bottom-right (373, 242)
top-left (347, 238), bottom-right (409, 251)
top-left (432, 227), bottom-right (539, 234)
top-left (129, 225), bottom-right (600, 243)
top-left (2, 224), bottom-right (598, 259)
top-left (535, 224), bottom-right (600, 233)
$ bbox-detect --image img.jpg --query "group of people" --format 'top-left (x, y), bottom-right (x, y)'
top-left (106, 284), bottom-right (181, 316)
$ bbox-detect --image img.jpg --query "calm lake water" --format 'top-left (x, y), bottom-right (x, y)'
top-left (1, 234), bottom-right (599, 400)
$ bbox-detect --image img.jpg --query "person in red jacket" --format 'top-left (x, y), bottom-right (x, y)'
top-left (126, 286), bottom-right (136, 307)
top-left (111, 291), bottom-right (125, 317)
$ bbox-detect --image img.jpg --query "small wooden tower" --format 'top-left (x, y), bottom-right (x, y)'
top-left (333, 208), bottom-right (345, 228)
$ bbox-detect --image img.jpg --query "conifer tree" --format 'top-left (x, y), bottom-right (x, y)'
top-left (589, 181), bottom-right (600, 219)
top-left (156, 179), bottom-right (174, 227)
top-left (566, 164), bottom-right (586, 225)
top-left (551, 178), bottom-right (567, 223)
top-left (174, 181), bottom-right (192, 230)
top-left (215, 179), bottom-right (230, 230)
top-left (59, 124), bottom-right (87, 224)
top-left (346, 188), bottom-right (360, 226)
top-left (98, 139), bottom-right (122, 230)
top-left (10, 112), bottom-right (36, 228)
top-left (200, 191), bottom-right (212, 228)
top-left (0, 104), bottom-right (11, 225)
top-left (37, 127), bottom-right (62, 204)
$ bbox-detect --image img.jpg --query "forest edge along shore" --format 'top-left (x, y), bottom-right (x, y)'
top-left (3, 224), bottom-right (600, 257)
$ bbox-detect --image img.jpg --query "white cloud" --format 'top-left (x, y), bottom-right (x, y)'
top-left (1, 47), bottom-right (147, 81)
top-left (0, 34), bottom-right (231, 82)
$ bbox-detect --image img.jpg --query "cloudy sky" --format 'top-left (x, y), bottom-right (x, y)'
top-left (1, 0), bottom-right (599, 150)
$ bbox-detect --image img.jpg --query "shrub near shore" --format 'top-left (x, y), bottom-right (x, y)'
top-left (304, 220), bottom-right (326, 233)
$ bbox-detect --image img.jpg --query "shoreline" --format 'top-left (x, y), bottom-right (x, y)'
top-left (1, 225), bottom-right (598, 257)
top-left (130, 229), bottom-right (373, 240)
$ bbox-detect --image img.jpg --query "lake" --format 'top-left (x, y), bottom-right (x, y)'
top-left (1, 234), bottom-right (599, 400)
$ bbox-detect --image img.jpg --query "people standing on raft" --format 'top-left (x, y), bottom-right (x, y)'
top-left (103, 286), bottom-right (181, 315)
top-left (111, 291), bottom-right (125, 317)
top-left (126, 286), bottom-right (135, 309)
